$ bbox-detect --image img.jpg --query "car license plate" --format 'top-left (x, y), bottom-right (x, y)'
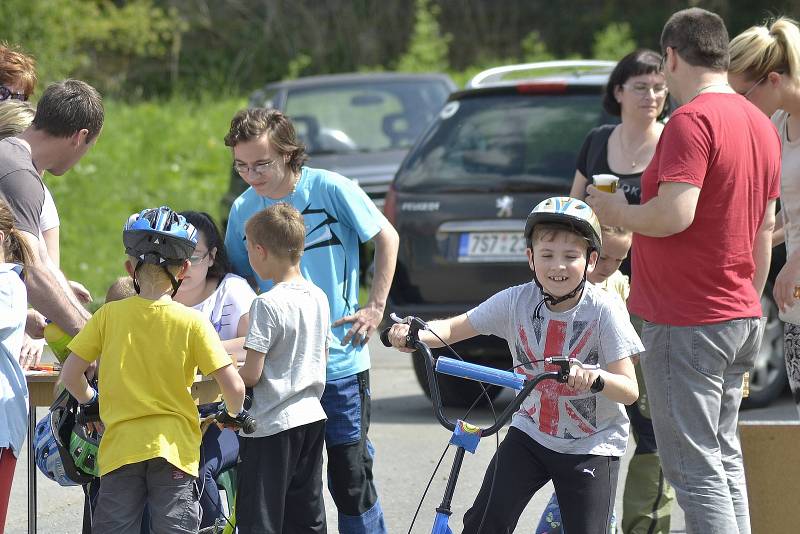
top-left (458, 232), bottom-right (527, 262)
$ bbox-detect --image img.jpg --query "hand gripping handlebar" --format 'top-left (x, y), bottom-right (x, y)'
top-left (380, 314), bottom-right (604, 436)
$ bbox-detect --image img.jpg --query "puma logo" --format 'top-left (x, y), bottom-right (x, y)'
top-left (582, 468), bottom-right (596, 478)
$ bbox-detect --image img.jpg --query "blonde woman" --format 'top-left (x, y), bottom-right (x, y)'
top-left (730, 17), bottom-right (800, 417)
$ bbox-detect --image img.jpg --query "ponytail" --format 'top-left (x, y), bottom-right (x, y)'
top-left (6, 228), bottom-right (33, 268)
top-left (771, 18), bottom-right (800, 81)
top-left (0, 198), bottom-right (33, 268)
top-left (730, 17), bottom-right (800, 83)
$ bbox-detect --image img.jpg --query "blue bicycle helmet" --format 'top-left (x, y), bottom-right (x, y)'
top-left (123, 206), bottom-right (197, 265)
top-left (123, 206), bottom-right (198, 296)
top-left (34, 390), bottom-right (99, 486)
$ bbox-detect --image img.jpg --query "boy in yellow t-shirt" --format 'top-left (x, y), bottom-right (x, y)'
top-left (61, 207), bottom-right (247, 534)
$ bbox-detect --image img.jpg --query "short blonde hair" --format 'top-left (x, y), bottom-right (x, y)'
top-left (0, 100), bottom-right (35, 139)
top-left (245, 203), bottom-right (305, 264)
top-left (600, 225), bottom-right (632, 238)
top-left (105, 276), bottom-right (135, 303)
top-left (128, 257), bottom-right (182, 290)
top-left (730, 17), bottom-right (800, 83)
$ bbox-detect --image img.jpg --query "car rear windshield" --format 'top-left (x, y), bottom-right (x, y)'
top-left (394, 93), bottom-right (609, 192)
top-left (284, 80), bottom-right (451, 155)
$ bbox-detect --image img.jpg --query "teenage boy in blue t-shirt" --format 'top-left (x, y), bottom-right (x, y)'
top-left (223, 108), bottom-right (399, 534)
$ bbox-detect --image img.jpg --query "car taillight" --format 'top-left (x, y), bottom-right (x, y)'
top-left (516, 82), bottom-right (567, 94)
top-left (384, 184), bottom-right (397, 226)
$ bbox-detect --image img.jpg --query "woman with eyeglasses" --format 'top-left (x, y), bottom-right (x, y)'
top-left (570, 50), bottom-right (668, 209)
top-left (0, 42), bottom-right (35, 102)
top-left (174, 211), bottom-right (256, 532)
top-left (553, 49), bottom-right (674, 534)
top-left (730, 17), bottom-right (800, 418)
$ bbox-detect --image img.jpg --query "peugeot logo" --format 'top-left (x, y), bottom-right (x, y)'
top-left (496, 196), bottom-right (513, 218)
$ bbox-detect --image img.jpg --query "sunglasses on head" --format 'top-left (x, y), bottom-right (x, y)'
top-left (0, 86), bottom-right (28, 102)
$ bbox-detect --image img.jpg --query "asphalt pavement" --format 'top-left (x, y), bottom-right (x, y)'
top-left (6, 338), bottom-right (796, 533)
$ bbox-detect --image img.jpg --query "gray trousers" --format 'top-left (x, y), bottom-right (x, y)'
top-left (639, 318), bottom-right (762, 534)
top-left (92, 458), bottom-right (200, 534)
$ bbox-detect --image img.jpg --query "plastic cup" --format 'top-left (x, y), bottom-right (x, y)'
top-left (593, 174), bottom-right (619, 193)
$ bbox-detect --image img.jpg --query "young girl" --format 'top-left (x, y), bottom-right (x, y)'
top-left (0, 198), bottom-right (34, 529)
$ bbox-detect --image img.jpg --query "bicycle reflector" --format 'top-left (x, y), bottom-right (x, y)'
top-left (450, 420), bottom-right (482, 454)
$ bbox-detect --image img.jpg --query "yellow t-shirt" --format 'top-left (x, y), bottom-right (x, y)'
top-left (596, 270), bottom-right (630, 303)
top-left (68, 296), bottom-right (231, 477)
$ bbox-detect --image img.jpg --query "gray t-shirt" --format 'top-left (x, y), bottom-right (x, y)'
top-left (0, 138), bottom-right (44, 236)
top-left (467, 282), bottom-right (643, 457)
top-left (244, 279), bottom-right (330, 437)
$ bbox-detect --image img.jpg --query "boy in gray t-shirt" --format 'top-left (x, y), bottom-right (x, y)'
top-left (238, 203), bottom-right (330, 534)
top-left (386, 197), bottom-right (642, 534)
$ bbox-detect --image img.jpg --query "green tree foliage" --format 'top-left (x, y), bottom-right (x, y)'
top-left (521, 31), bottom-right (555, 63)
top-left (0, 0), bottom-right (179, 97)
top-left (592, 22), bottom-right (638, 60)
top-left (5, 0), bottom-right (799, 98)
top-left (396, 0), bottom-right (452, 73)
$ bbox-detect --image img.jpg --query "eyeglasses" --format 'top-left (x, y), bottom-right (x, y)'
top-left (741, 76), bottom-right (766, 100)
top-left (659, 45), bottom-right (677, 72)
top-left (0, 86), bottom-right (28, 102)
top-left (623, 83), bottom-right (668, 97)
top-left (233, 160), bottom-right (278, 176)
top-left (189, 250), bottom-right (210, 264)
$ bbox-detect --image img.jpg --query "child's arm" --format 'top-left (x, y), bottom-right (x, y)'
top-left (387, 313), bottom-right (478, 352)
top-left (60, 352), bottom-right (95, 404)
top-left (238, 349), bottom-right (266, 388)
top-left (567, 356), bottom-right (639, 405)
top-left (222, 338), bottom-right (247, 364)
top-left (211, 363), bottom-right (246, 415)
top-left (221, 310), bottom-right (253, 364)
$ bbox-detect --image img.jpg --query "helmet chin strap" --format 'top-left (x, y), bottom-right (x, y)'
top-left (133, 258), bottom-right (183, 297)
top-left (531, 254), bottom-right (592, 319)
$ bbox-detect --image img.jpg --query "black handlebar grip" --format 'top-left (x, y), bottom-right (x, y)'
top-left (76, 410), bottom-right (101, 425)
top-left (240, 413), bottom-right (257, 435)
top-left (215, 409), bottom-right (257, 434)
top-left (590, 375), bottom-right (605, 393)
top-left (380, 327), bottom-right (392, 347)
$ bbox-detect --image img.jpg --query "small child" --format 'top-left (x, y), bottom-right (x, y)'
top-left (387, 197), bottom-right (642, 534)
top-left (0, 199), bottom-right (34, 529)
top-left (236, 203), bottom-right (330, 534)
top-left (60, 206), bottom-right (247, 534)
top-left (105, 275), bottom-right (136, 302)
top-left (535, 224), bottom-right (633, 534)
top-left (79, 276), bottom-right (137, 534)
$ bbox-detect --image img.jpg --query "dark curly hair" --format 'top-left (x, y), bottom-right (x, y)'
top-left (180, 211), bottom-right (231, 281)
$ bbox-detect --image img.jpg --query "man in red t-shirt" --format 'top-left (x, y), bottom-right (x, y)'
top-left (587, 8), bottom-right (780, 534)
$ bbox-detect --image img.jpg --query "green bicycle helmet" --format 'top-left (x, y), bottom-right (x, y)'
top-left (34, 389), bottom-right (100, 485)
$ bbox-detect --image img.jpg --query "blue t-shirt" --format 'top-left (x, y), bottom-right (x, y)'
top-left (0, 263), bottom-right (29, 455)
top-left (225, 166), bottom-right (386, 380)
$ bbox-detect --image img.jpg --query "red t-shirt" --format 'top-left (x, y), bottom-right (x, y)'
top-left (628, 93), bottom-right (781, 325)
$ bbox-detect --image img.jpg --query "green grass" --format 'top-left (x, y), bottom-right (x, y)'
top-left (51, 96), bottom-right (246, 304)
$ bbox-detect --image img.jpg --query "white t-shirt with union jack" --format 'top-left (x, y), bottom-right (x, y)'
top-left (467, 281), bottom-right (643, 457)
